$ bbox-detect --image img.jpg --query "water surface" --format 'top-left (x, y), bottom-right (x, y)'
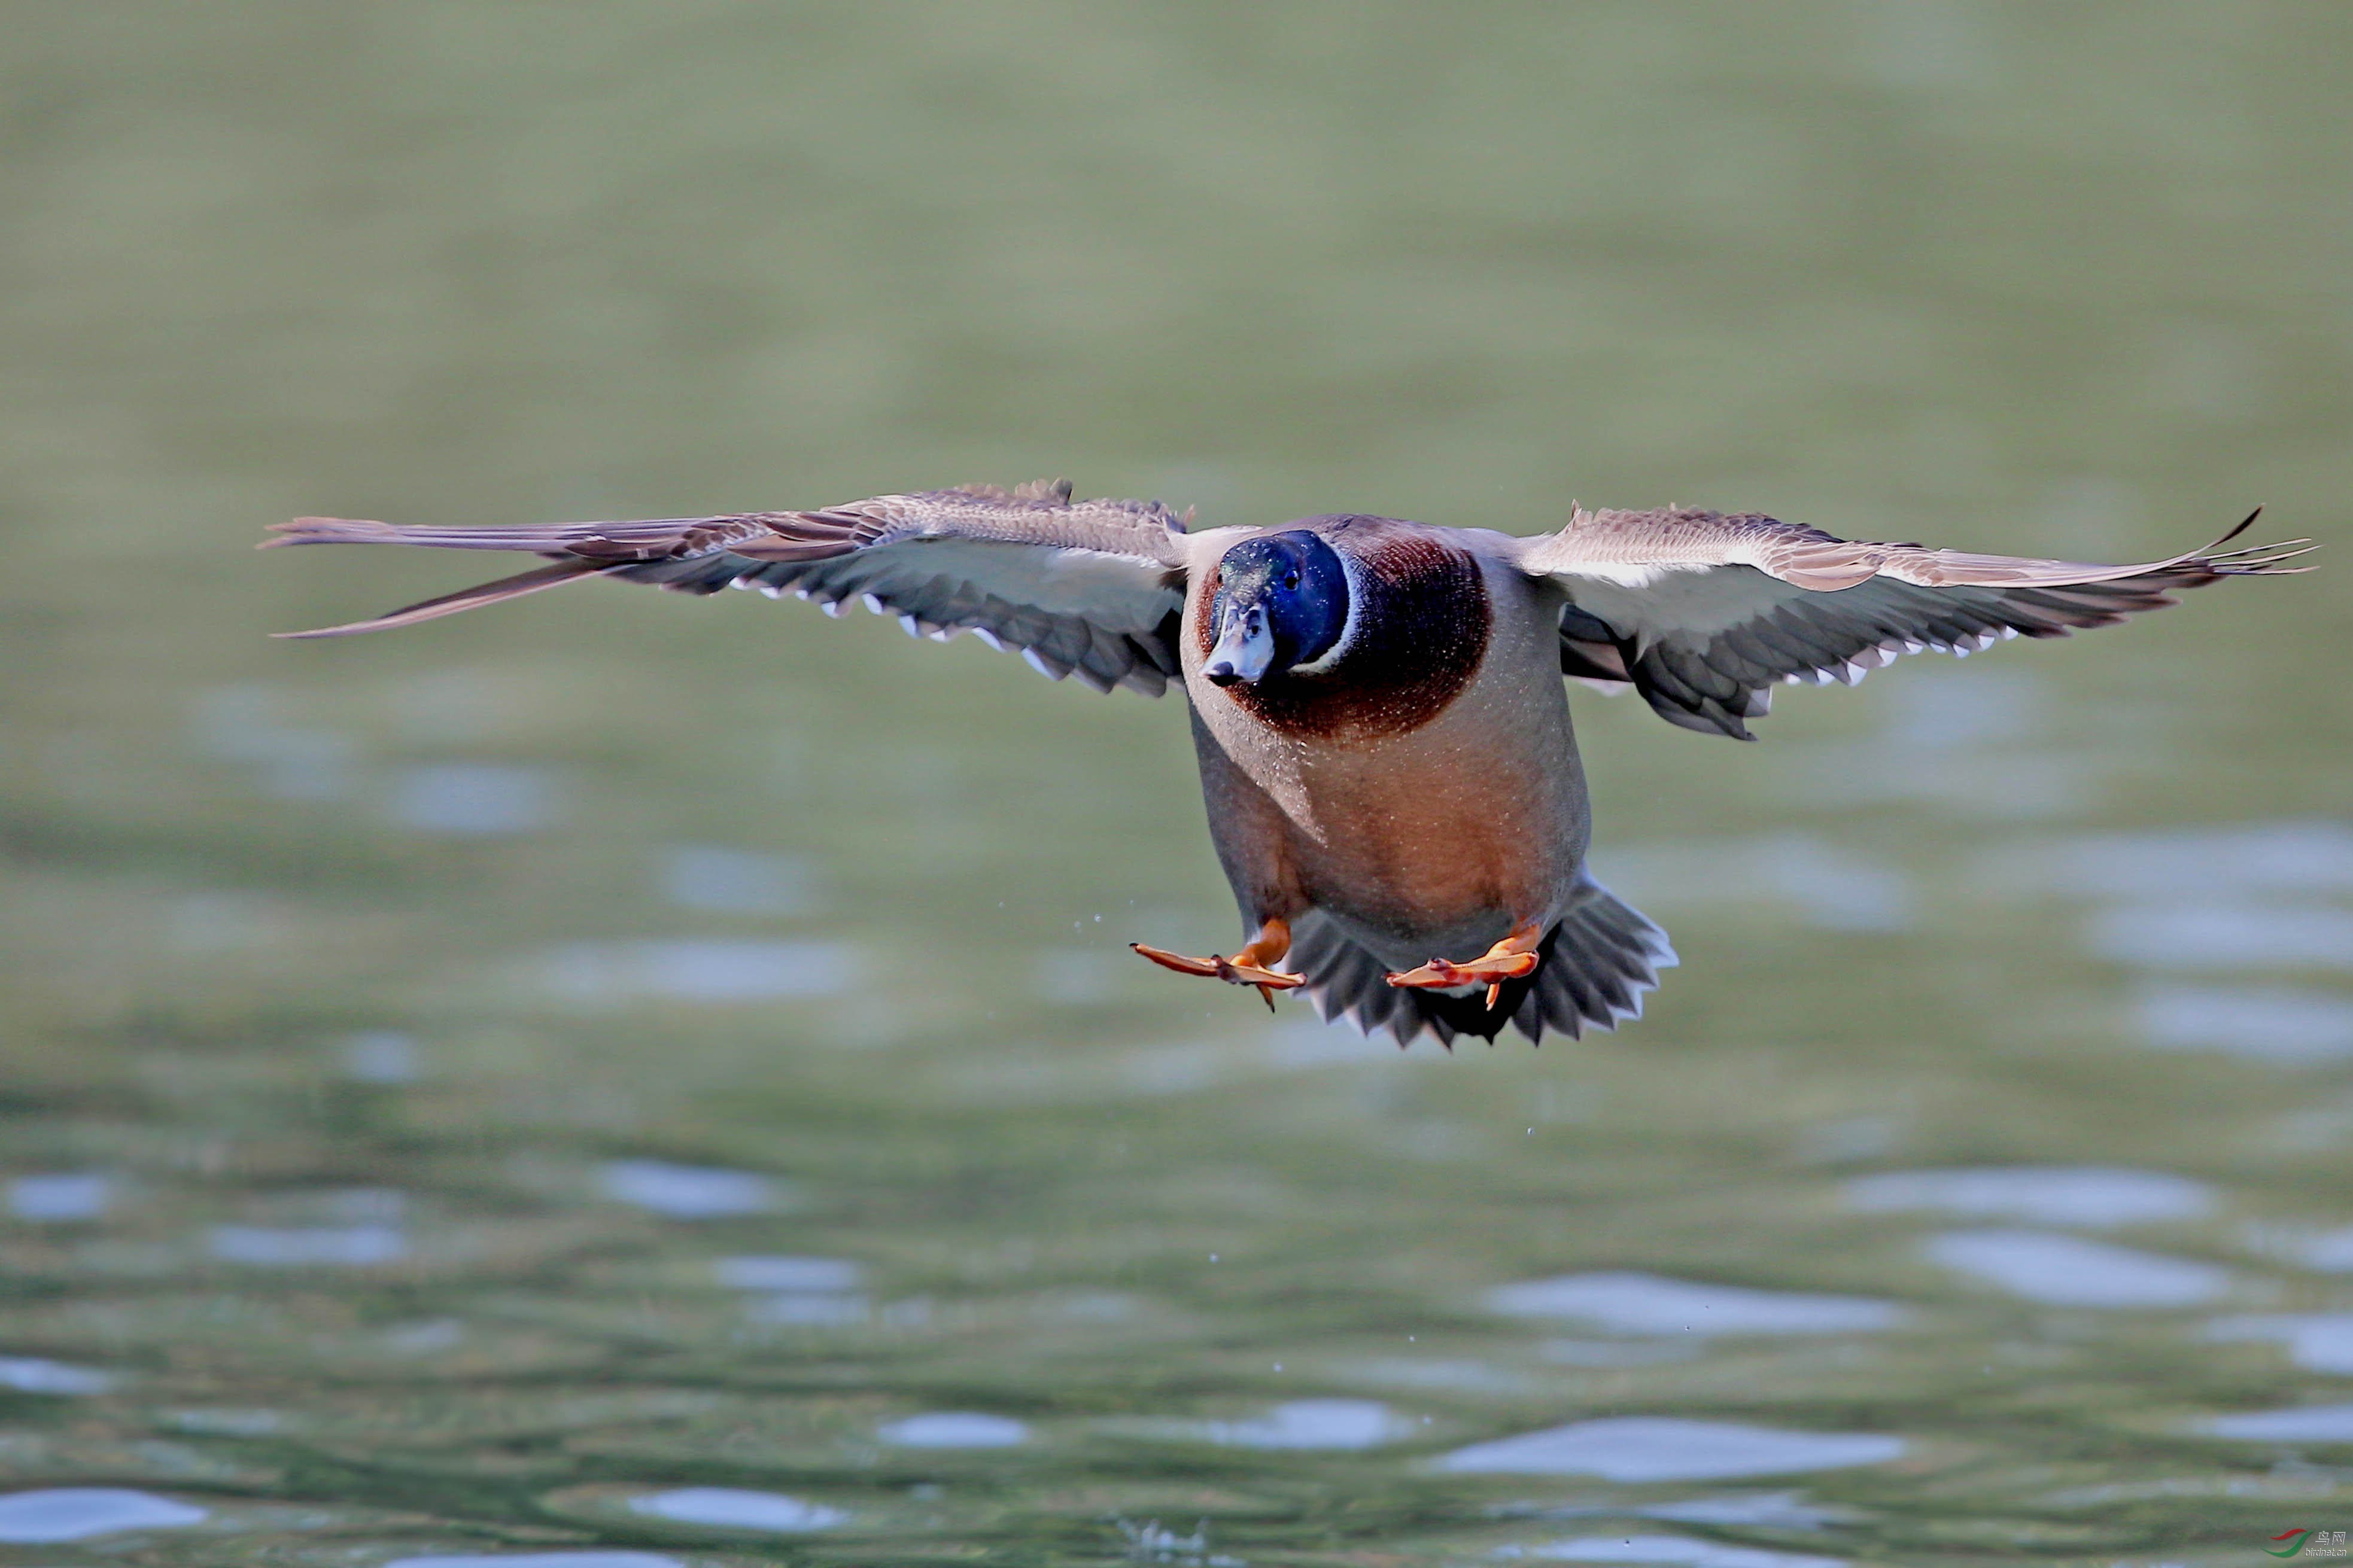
top-left (3, 5), bottom-right (2351, 1564)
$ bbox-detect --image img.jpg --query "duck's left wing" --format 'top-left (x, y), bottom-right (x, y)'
top-left (1515, 506), bottom-right (2309, 739)
top-left (265, 480), bottom-right (1194, 695)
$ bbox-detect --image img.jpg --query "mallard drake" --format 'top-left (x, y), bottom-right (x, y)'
top-left (264, 482), bottom-right (2307, 1047)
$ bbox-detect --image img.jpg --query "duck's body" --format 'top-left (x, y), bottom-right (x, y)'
top-left (263, 480), bottom-right (2305, 1046)
top-left (1177, 516), bottom-right (1644, 1040)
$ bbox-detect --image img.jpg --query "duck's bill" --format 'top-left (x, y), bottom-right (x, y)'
top-left (1203, 605), bottom-right (1274, 686)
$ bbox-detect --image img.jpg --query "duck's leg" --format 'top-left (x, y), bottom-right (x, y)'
top-left (1132, 917), bottom-right (1305, 1011)
top-left (1385, 921), bottom-right (1545, 1010)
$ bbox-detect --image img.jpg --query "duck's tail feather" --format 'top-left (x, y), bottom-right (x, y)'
top-left (1288, 876), bottom-right (1674, 1048)
top-left (1512, 876), bottom-right (1678, 1042)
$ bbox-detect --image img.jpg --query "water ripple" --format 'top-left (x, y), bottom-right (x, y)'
top-left (2137, 985), bottom-right (2353, 1063)
top-left (2090, 903), bottom-right (2353, 971)
top-left (878, 1411), bottom-right (1030, 1447)
top-left (1488, 1272), bottom-right (1901, 1336)
top-left (715, 1255), bottom-right (860, 1290)
top-left (1502, 1537), bottom-right (1846, 1567)
top-left (0, 1488), bottom-right (205, 1543)
top-left (1925, 1229), bottom-right (2229, 1307)
top-left (389, 763), bottom-right (558, 835)
top-left (1440, 1418), bottom-right (1902, 1481)
top-left (208, 1223), bottom-right (408, 1267)
top-left (1846, 1166), bottom-right (2212, 1226)
top-left (1202, 1399), bottom-right (1407, 1450)
top-left (389, 1554), bottom-right (685, 1568)
top-left (2207, 1314), bottom-right (2353, 1375)
top-left (8, 1173), bottom-right (110, 1223)
top-left (2205, 1403), bottom-right (2353, 1444)
top-left (600, 1161), bottom-right (782, 1219)
top-left (626, 1486), bottom-right (847, 1532)
top-left (0, 1356), bottom-right (114, 1396)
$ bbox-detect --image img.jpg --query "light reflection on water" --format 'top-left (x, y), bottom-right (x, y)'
top-left (2204, 1405), bottom-right (2353, 1444)
top-left (625, 1485), bottom-right (847, 1532)
top-left (712, 1253), bottom-right (861, 1291)
top-left (878, 1411), bottom-right (1031, 1448)
top-left (598, 1161), bottom-right (786, 1218)
top-left (2090, 902), bottom-right (2353, 971)
top-left (1843, 1165), bottom-right (2214, 1226)
top-left (2279, 1228), bottom-right (2353, 1274)
top-left (1440, 1420), bottom-right (1906, 1482)
top-left (388, 1555), bottom-right (685, 1568)
top-left (1486, 1272), bottom-right (1902, 1337)
top-left (0, 1358), bottom-right (114, 1397)
top-left (2208, 1315), bottom-right (2353, 1376)
top-left (389, 763), bottom-right (560, 836)
top-left (2, 4), bottom-right (2348, 1564)
top-left (7, 1174), bottom-right (111, 1223)
top-left (746, 1291), bottom-right (873, 1327)
top-left (2138, 985), bottom-right (2353, 1064)
top-left (1923, 1229), bottom-right (2232, 1308)
top-left (206, 1222), bottom-right (408, 1268)
top-left (2001, 821), bottom-right (2353, 900)
top-left (1199, 1399), bottom-right (1409, 1451)
top-left (1504, 1538), bottom-right (1847, 1568)
top-left (188, 684), bottom-right (358, 803)
top-left (340, 1028), bottom-right (425, 1083)
top-left (1639, 1494), bottom-right (1849, 1530)
top-left (0, 1488), bottom-right (207, 1544)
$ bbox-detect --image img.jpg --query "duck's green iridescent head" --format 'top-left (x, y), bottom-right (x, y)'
top-left (1205, 532), bottom-right (1350, 686)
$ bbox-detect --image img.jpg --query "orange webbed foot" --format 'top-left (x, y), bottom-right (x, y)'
top-left (1131, 920), bottom-right (1304, 1012)
top-left (1385, 925), bottom-right (1543, 1010)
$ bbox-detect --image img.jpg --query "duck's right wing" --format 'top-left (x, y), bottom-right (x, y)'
top-left (1515, 506), bottom-right (2310, 739)
top-left (263, 480), bottom-right (1194, 695)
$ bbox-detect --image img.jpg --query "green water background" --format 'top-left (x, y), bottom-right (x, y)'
top-left (2, 5), bottom-right (2351, 1563)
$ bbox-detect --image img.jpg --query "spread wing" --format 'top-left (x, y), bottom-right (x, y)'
top-left (263, 480), bottom-right (1194, 695)
top-left (1515, 506), bottom-right (2311, 739)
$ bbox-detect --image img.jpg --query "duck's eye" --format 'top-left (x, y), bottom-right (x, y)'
top-left (1282, 573), bottom-right (1300, 590)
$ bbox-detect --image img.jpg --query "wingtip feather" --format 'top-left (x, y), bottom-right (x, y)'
top-left (260, 516), bottom-right (398, 549)
top-left (269, 560), bottom-right (599, 639)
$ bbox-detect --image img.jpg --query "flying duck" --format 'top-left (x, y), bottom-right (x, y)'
top-left (263, 482), bottom-right (2306, 1047)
